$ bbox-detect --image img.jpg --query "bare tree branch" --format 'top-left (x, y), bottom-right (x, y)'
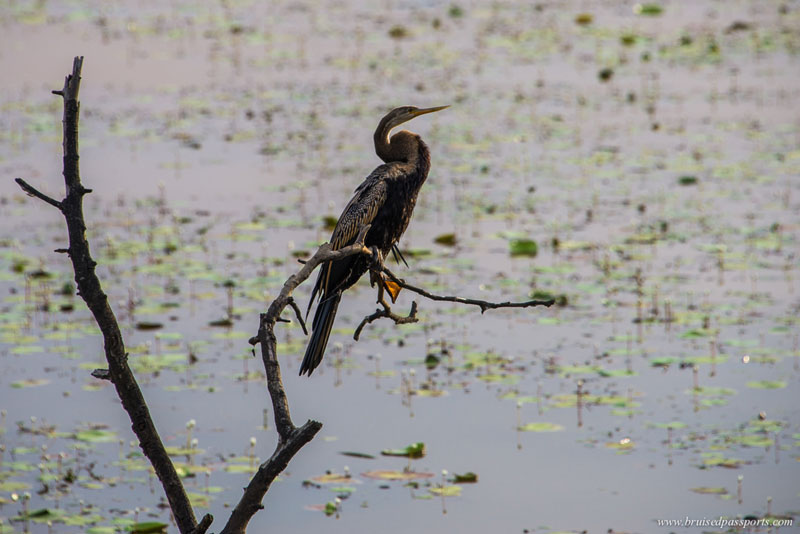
top-left (286, 296), bottom-right (308, 335)
top-left (15, 57), bottom-right (202, 534)
top-left (225, 233), bottom-right (377, 533)
top-left (349, 263), bottom-right (556, 339)
top-left (14, 177), bottom-right (63, 209)
top-left (382, 265), bottom-right (556, 312)
top-left (192, 513), bottom-right (214, 534)
top-left (354, 301), bottom-right (419, 341)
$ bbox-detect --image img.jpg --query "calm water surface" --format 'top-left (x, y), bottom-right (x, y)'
top-left (1, 1), bottom-right (799, 533)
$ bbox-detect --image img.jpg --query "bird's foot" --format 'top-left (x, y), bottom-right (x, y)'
top-left (369, 246), bottom-right (385, 272)
top-left (375, 279), bottom-right (393, 311)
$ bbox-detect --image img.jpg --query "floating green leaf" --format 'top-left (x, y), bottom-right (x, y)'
top-left (702, 454), bottom-right (743, 468)
top-left (690, 386), bottom-right (736, 397)
top-left (126, 522), bottom-right (168, 533)
top-left (518, 422), bottom-right (564, 432)
top-left (11, 378), bottom-right (49, 388)
top-left (75, 429), bottom-right (117, 443)
top-left (135, 321), bottom-right (163, 331)
top-left (324, 501), bottom-right (338, 516)
top-left (362, 470), bottom-right (434, 481)
top-left (434, 233), bottom-right (457, 246)
top-left (509, 238), bottom-right (538, 257)
top-left (430, 485), bottom-right (461, 496)
top-left (329, 485), bottom-right (356, 495)
top-left (340, 451), bottom-right (375, 459)
top-left (381, 442), bottom-right (425, 458)
top-left (737, 435), bottom-right (773, 448)
top-left (680, 328), bottom-right (714, 338)
top-left (0, 480), bottom-right (31, 492)
top-left (634, 3), bottom-right (663, 15)
top-left (311, 473), bottom-right (353, 484)
top-left (16, 508), bottom-right (66, 523)
top-left (452, 472), bottom-right (478, 483)
top-left (746, 380), bottom-right (787, 389)
top-left (605, 439), bottom-right (635, 451)
top-left (598, 67), bottom-right (614, 82)
top-left (650, 421), bottom-right (688, 430)
top-left (11, 345), bottom-right (45, 355)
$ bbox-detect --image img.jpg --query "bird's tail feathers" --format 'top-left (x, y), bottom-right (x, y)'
top-left (300, 293), bottom-right (341, 376)
top-left (391, 244), bottom-right (409, 267)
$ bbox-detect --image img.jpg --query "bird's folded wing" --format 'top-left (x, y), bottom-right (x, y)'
top-left (308, 174), bottom-right (389, 309)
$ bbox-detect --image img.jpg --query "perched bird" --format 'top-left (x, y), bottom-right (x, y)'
top-left (300, 105), bottom-right (448, 376)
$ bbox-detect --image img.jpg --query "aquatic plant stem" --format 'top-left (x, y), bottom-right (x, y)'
top-left (14, 57), bottom-right (207, 534)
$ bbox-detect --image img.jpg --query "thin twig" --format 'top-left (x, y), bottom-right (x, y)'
top-left (192, 514), bottom-right (214, 534)
top-left (286, 297), bottom-right (308, 335)
top-left (15, 178), bottom-right (63, 210)
top-left (354, 301), bottom-right (418, 341)
top-left (348, 261), bottom-right (555, 339)
top-left (91, 368), bottom-right (111, 381)
top-left (382, 265), bottom-right (556, 312)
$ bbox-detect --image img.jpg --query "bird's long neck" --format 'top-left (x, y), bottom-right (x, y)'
top-left (374, 115), bottom-right (396, 162)
top-left (374, 118), bottom-right (422, 165)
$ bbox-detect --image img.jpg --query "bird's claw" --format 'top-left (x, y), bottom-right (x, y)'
top-left (369, 246), bottom-right (384, 272)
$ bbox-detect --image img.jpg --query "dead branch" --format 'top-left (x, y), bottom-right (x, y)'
top-left (225, 237), bottom-right (376, 533)
top-left (349, 264), bottom-right (556, 339)
top-left (353, 300), bottom-right (419, 341)
top-left (382, 265), bottom-right (556, 312)
top-left (286, 297), bottom-right (308, 335)
top-left (15, 57), bottom-right (206, 534)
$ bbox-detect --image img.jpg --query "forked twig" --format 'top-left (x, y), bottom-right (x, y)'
top-left (349, 262), bottom-right (556, 339)
top-left (382, 265), bottom-right (556, 313)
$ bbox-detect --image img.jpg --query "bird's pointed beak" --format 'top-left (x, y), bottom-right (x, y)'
top-left (411, 105), bottom-right (450, 117)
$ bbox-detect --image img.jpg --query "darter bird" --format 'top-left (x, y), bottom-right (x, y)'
top-left (300, 105), bottom-right (448, 376)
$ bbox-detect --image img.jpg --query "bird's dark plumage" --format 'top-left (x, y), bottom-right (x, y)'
top-left (300, 105), bottom-right (447, 376)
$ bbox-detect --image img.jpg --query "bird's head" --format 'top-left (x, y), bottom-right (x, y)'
top-left (374, 105), bottom-right (449, 163)
top-left (382, 105), bottom-right (449, 133)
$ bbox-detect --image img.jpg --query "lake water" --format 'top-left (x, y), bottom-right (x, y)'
top-left (1, 1), bottom-right (798, 533)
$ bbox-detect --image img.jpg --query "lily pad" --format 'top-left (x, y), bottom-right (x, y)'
top-left (11, 378), bottom-right (50, 388)
top-left (126, 522), bottom-right (168, 533)
top-left (434, 233), bottom-right (457, 246)
top-left (75, 429), bottom-right (117, 443)
top-left (340, 451), bottom-right (376, 459)
top-left (362, 470), bottom-right (434, 481)
top-left (452, 472), bottom-right (478, 483)
top-left (381, 442), bottom-right (425, 458)
top-left (746, 380), bottom-right (787, 389)
top-left (518, 422), bottom-right (564, 432)
top-left (311, 473), bottom-right (353, 484)
top-left (135, 321), bottom-right (164, 331)
top-left (606, 438), bottom-right (635, 450)
top-left (634, 3), bottom-right (663, 15)
top-left (429, 485), bottom-right (462, 496)
top-left (509, 238), bottom-right (538, 257)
